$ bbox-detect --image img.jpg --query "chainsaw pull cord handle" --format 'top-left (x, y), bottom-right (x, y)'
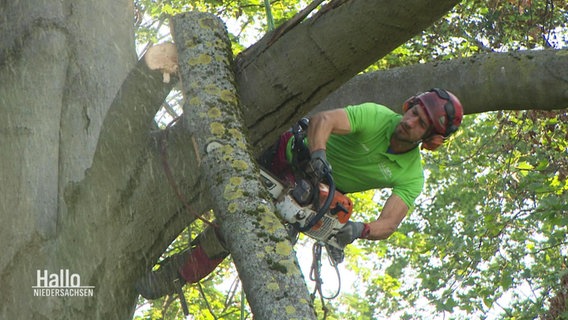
top-left (296, 171), bottom-right (335, 232)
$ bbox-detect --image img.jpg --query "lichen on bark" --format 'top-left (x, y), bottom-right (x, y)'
top-left (171, 11), bottom-right (316, 320)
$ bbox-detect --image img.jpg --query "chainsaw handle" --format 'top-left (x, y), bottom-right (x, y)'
top-left (296, 171), bottom-right (335, 232)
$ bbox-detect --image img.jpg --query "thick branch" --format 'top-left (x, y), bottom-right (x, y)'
top-left (315, 49), bottom-right (568, 115)
top-left (235, 0), bottom-right (461, 151)
top-left (172, 12), bottom-right (316, 320)
top-left (87, 51), bottom-right (176, 196)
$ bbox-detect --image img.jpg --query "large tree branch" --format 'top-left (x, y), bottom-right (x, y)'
top-left (65, 46), bottom-right (191, 250)
top-left (315, 49), bottom-right (568, 114)
top-left (54, 52), bottom-right (211, 315)
top-left (236, 0), bottom-right (461, 151)
top-left (55, 122), bottom-right (212, 316)
top-left (87, 52), bottom-right (176, 189)
top-left (172, 12), bottom-right (316, 319)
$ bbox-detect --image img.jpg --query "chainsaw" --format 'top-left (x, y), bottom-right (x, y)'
top-left (260, 168), bottom-right (353, 249)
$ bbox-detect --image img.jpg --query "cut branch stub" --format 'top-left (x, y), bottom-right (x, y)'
top-left (171, 12), bottom-right (316, 320)
top-left (144, 42), bottom-right (179, 83)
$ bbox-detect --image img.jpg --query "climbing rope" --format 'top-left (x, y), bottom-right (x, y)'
top-left (159, 117), bottom-right (220, 318)
top-left (173, 278), bottom-right (190, 316)
top-left (309, 242), bottom-right (342, 319)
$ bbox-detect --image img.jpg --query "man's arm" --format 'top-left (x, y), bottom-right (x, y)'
top-left (366, 194), bottom-right (408, 240)
top-left (307, 109), bottom-right (351, 152)
top-left (334, 194), bottom-right (409, 248)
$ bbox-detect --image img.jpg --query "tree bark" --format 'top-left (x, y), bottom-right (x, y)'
top-left (0, 1), bottom-right (138, 319)
top-left (171, 12), bottom-right (316, 320)
top-left (315, 48), bottom-right (568, 114)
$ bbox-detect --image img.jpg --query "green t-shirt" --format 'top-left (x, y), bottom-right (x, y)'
top-left (289, 103), bottom-right (424, 208)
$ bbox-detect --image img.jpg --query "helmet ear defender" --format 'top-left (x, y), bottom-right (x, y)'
top-left (429, 88), bottom-right (458, 137)
top-left (446, 123), bottom-right (458, 136)
top-left (443, 104), bottom-right (458, 137)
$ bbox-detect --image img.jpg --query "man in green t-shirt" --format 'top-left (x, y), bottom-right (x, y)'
top-left (280, 88), bottom-right (463, 252)
top-left (136, 88), bottom-right (464, 299)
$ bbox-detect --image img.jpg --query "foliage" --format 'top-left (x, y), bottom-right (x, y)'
top-left (335, 110), bottom-right (568, 319)
top-left (132, 0), bottom-right (568, 319)
top-left (371, 0), bottom-right (568, 71)
top-left (134, 0), bottom-right (308, 55)
top-left (393, 110), bottom-right (567, 319)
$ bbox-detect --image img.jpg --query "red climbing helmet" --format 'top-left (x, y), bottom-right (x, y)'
top-left (403, 88), bottom-right (464, 137)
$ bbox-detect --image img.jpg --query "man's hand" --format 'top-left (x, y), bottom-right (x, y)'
top-left (307, 149), bottom-right (331, 179)
top-left (335, 221), bottom-right (370, 247)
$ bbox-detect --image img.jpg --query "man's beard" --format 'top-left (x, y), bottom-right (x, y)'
top-left (393, 123), bottom-right (420, 145)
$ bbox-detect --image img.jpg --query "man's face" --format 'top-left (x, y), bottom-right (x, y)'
top-left (394, 105), bottom-right (432, 143)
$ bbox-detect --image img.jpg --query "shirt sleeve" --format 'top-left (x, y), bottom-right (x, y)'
top-left (392, 174), bottom-right (424, 209)
top-left (345, 103), bottom-right (395, 135)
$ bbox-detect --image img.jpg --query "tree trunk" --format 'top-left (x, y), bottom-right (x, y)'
top-left (0, 1), bottom-right (138, 319)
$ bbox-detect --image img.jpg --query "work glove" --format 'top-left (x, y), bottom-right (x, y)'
top-left (335, 221), bottom-right (370, 248)
top-left (307, 149), bottom-right (331, 179)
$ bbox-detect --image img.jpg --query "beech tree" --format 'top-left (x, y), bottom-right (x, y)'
top-left (1, 0), bottom-right (566, 319)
